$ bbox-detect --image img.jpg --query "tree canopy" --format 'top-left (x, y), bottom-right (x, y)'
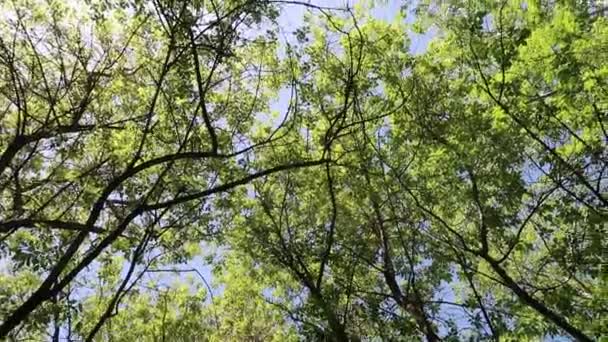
top-left (0, 0), bottom-right (606, 341)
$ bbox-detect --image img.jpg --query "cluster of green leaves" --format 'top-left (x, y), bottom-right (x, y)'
top-left (222, 1), bottom-right (607, 340)
top-left (0, 0), bottom-right (605, 341)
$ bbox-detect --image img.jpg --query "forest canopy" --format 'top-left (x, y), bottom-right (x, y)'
top-left (0, 0), bottom-right (606, 341)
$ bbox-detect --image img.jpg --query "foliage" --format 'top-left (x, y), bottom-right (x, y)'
top-left (0, 0), bottom-right (605, 341)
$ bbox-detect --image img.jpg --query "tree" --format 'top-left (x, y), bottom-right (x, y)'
top-left (1, 0), bottom-right (605, 341)
top-left (225, 1), bottom-right (606, 340)
top-left (0, 0), bottom-right (328, 339)
top-left (71, 251), bottom-right (296, 341)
